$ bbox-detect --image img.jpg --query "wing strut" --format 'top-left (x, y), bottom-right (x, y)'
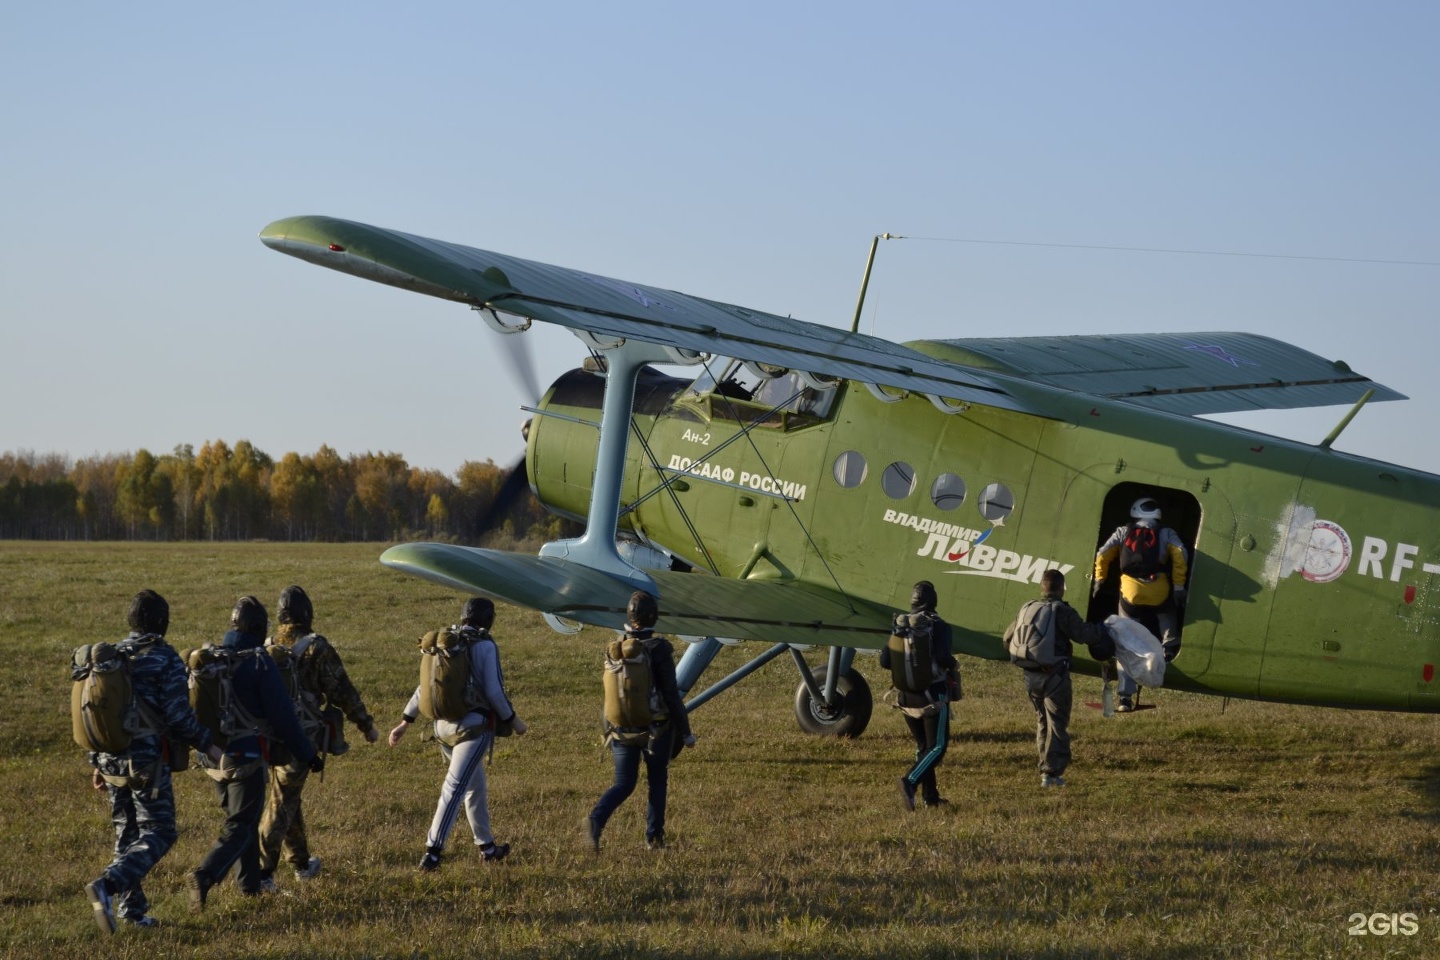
top-left (539, 338), bottom-right (701, 590)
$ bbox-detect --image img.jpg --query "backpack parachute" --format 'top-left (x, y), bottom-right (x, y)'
top-left (265, 635), bottom-right (343, 756)
top-left (1120, 523), bottom-right (1164, 579)
top-left (71, 641), bottom-right (163, 754)
top-left (417, 628), bottom-right (478, 722)
top-left (602, 633), bottom-right (662, 744)
top-left (888, 613), bottom-right (942, 694)
top-left (1007, 599), bottom-right (1062, 669)
top-left (184, 645), bottom-right (272, 747)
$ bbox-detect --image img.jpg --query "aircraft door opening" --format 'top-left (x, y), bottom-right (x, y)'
top-left (1087, 481), bottom-right (1210, 678)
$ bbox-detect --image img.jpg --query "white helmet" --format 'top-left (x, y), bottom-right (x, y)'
top-left (1130, 497), bottom-right (1162, 523)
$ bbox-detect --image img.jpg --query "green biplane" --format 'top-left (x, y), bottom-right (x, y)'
top-left (261, 215), bottom-right (1437, 737)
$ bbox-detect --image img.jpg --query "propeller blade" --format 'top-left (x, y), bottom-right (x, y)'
top-left (497, 331), bottom-right (542, 406)
top-left (475, 455), bottom-right (530, 538)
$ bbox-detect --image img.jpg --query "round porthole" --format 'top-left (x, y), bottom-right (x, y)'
top-left (977, 482), bottom-right (1015, 523)
top-left (832, 450), bottom-right (868, 488)
top-left (881, 461), bottom-right (917, 500)
top-left (930, 473), bottom-right (966, 511)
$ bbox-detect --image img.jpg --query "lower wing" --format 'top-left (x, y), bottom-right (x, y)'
top-left (380, 542), bottom-right (891, 648)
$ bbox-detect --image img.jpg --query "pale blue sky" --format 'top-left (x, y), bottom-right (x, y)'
top-left (3, 2), bottom-right (1437, 474)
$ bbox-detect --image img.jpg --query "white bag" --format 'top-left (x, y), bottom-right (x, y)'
top-left (1104, 616), bottom-right (1167, 688)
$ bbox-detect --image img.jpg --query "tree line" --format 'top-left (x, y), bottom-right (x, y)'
top-left (0, 443), bottom-right (572, 543)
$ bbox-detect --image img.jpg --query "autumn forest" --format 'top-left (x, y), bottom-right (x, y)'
top-left (0, 442), bottom-right (571, 543)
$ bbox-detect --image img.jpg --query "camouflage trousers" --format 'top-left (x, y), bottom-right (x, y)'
top-left (97, 752), bottom-right (177, 922)
top-left (258, 761), bottom-right (313, 874)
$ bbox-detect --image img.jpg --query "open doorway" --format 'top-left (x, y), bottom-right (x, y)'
top-left (1085, 481), bottom-right (1201, 633)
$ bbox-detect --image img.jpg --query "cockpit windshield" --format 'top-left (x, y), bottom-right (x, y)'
top-left (685, 358), bottom-right (838, 422)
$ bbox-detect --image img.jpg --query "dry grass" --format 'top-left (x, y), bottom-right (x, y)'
top-left (3, 541), bottom-right (1440, 958)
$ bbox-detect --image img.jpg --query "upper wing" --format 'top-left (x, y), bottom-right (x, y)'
top-left (259, 215), bottom-right (1031, 414)
top-left (380, 542), bottom-right (892, 648)
top-left (916, 333), bottom-right (1405, 415)
top-left (261, 216), bottom-right (1403, 417)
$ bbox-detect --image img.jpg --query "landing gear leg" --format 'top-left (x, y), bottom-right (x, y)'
top-left (675, 637), bottom-right (724, 695)
top-left (791, 646), bottom-right (872, 738)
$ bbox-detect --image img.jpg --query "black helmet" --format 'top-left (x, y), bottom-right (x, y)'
top-left (462, 597), bottom-right (495, 629)
top-left (231, 595), bottom-right (268, 636)
top-left (278, 585), bottom-right (313, 628)
top-left (128, 589), bottom-right (170, 636)
top-left (910, 580), bottom-right (938, 612)
top-left (626, 591), bottom-right (658, 629)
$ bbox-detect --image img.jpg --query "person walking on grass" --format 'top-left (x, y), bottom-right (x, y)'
top-left (586, 591), bottom-right (696, 852)
top-left (880, 580), bottom-right (958, 811)
top-left (1004, 569), bottom-right (1114, 788)
top-left (389, 597), bottom-right (526, 871)
top-left (187, 597), bottom-right (320, 913)
top-left (82, 590), bottom-right (224, 934)
top-left (257, 584), bottom-right (380, 893)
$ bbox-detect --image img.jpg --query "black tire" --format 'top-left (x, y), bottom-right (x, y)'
top-left (793, 665), bottom-right (872, 738)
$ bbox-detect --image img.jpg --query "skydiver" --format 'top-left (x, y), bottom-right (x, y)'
top-left (880, 580), bottom-right (958, 810)
top-left (256, 585), bottom-right (381, 893)
top-left (81, 590), bottom-right (223, 933)
top-left (1005, 569), bottom-right (1115, 787)
top-left (586, 591), bottom-right (696, 852)
top-left (1093, 496), bottom-right (1189, 711)
top-left (187, 597), bottom-right (320, 913)
top-left (389, 597), bottom-right (526, 871)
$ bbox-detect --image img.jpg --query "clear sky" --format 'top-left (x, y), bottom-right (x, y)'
top-left (4, 2), bottom-right (1437, 475)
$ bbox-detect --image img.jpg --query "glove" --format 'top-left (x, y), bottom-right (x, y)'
top-left (308, 753), bottom-right (326, 775)
top-left (1172, 586), bottom-right (1187, 610)
top-left (1090, 625), bottom-right (1117, 663)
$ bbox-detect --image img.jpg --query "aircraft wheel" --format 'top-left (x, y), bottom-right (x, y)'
top-left (793, 666), bottom-right (872, 738)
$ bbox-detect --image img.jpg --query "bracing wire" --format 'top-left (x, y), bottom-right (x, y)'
top-left (900, 235), bottom-right (1440, 268)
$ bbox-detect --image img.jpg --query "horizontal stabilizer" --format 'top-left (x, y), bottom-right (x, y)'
top-left (380, 542), bottom-right (892, 647)
top-left (919, 332), bottom-right (1405, 415)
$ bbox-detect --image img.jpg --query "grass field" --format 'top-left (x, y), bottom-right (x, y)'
top-left (3, 540), bottom-right (1439, 959)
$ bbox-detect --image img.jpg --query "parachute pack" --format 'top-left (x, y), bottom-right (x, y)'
top-left (1120, 523), bottom-right (1164, 579)
top-left (417, 627), bottom-right (481, 722)
top-left (266, 635), bottom-right (346, 757)
top-left (887, 612), bottom-right (942, 695)
top-left (184, 645), bottom-right (273, 747)
top-left (71, 640), bottom-right (164, 754)
top-left (602, 632), bottom-right (663, 745)
top-left (1007, 599), bottom-right (1062, 670)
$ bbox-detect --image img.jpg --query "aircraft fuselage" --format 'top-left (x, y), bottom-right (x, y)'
top-left (530, 356), bottom-right (1440, 712)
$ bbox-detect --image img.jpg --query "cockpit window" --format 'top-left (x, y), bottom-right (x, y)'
top-left (684, 363), bottom-right (723, 399)
top-left (685, 359), bottom-right (838, 426)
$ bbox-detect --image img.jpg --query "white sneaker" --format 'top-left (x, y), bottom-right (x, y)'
top-left (85, 879), bottom-right (115, 935)
top-left (259, 876), bottom-right (279, 894)
top-left (294, 856), bottom-right (322, 880)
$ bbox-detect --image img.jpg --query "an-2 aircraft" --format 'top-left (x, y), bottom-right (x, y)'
top-left (261, 215), bottom-right (1440, 737)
